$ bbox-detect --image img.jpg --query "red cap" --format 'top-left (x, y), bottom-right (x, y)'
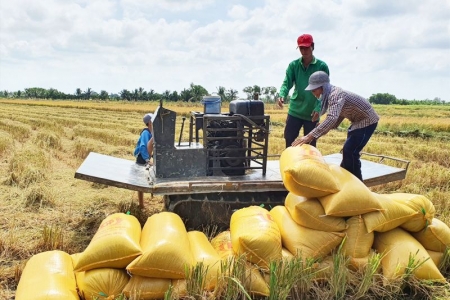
top-left (297, 34), bottom-right (313, 47)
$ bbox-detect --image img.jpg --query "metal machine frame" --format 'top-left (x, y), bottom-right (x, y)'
top-left (74, 102), bottom-right (410, 229)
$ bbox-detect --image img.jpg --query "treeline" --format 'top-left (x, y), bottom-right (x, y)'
top-left (0, 84), bottom-right (279, 103)
top-left (0, 87), bottom-right (447, 105)
top-left (368, 93), bottom-right (447, 105)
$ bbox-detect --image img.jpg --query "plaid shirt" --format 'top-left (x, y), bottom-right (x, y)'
top-left (310, 85), bottom-right (379, 139)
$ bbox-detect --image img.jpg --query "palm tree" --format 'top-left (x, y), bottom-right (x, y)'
top-left (148, 89), bottom-right (155, 101)
top-left (76, 88), bottom-right (82, 99)
top-left (217, 86), bottom-right (227, 101)
top-left (162, 90), bottom-right (171, 100)
top-left (226, 89), bottom-right (239, 101)
top-left (84, 88), bottom-right (92, 100)
top-left (180, 88), bottom-right (193, 102)
top-left (169, 91), bottom-right (179, 101)
top-left (120, 89), bottom-right (132, 101)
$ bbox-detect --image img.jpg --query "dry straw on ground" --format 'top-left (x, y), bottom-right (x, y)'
top-left (0, 99), bottom-right (449, 299)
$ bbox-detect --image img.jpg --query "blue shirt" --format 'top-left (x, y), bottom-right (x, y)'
top-left (133, 129), bottom-right (152, 161)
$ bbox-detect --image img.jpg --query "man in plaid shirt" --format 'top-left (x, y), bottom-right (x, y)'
top-left (292, 71), bottom-right (379, 181)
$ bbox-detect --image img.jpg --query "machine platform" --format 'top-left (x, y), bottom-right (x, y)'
top-left (75, 151), bottom-right (409, 196)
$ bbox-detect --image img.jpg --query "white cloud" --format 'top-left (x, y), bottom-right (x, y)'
top-left (228, 5), bottom-right (248, 20)
top-left (0, 0), bottom-right (449, 100)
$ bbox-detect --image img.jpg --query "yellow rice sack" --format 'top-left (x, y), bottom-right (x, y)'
top-left (122, 275), bottom-right (172, 300)
top-left (282, 247), bottom-right (294, 260)
top-left (71, 252), bottom-right (81, 266)
top-left (279, 145), bottom-right (340, 198)
top-left (230, 206), bottom-right (282, 270)
top-left (171, 279), bottom-right (188, 299)
top-left (285, 192), bottom-right (347, 232)
top-left (412, 218), bottom-right (450, 252)
top-left (75, 268), bottom-right (129, 300)
top-left (363, 193), bottom-right (417, 233)
top-left (211, 231), bottom-right (234, 259)
top-left (427, 250), bottom-right (444, 267)
top-left (242, 264), bottom-right (270, 297)
top-left (74, 213), bottom-right (142, 272)
top-left (127, 212), bottom-right (194, 279)
top-left (16, 250), bottom-right (79, 300)
top-left (373, 227), bottom-right (445, 282)
top-left (348, 250), bottom-right (382, 273)
top-left (349, 252), bottom-right (369, 272)
top-left (343, 215), bottom-right (374, 259)
top-left (270, 205), bottom-right (345, 260)
top-left (211, 230), bottom-right (270, 297)
top-left (387, 193), bottom-right (436, 232)
top-left (318, 165), bottom-right (383, 217)
top-left (312, 256), bottom-right (334, 281)
top-left (188, 231), bottom-right (222, 291)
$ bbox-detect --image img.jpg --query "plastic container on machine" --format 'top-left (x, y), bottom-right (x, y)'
top-left (201, 95), bottom-right (221, 114)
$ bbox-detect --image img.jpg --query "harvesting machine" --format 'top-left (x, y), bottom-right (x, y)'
top-left (75, 99), bottom-right (410, 229)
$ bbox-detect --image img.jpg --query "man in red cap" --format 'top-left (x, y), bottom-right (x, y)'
top-left (277, 34), bottom-right (329, 148)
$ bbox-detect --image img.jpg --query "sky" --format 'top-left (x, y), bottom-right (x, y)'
top-left (0, 0), bottom-right (449, 101)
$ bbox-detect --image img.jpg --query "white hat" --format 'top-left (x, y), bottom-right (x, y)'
top-left (143, 113), bottom-right (153, 125)
top-left (305, 71), bottom-right (330, 90)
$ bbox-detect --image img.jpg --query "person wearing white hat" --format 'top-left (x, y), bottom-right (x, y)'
top-left (134, 113), bottom-right (154, 165)
top-left (292, 71), bottom-right (379, 181)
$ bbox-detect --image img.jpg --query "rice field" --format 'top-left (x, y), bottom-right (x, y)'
top-left (0, 99), bottom-right (449, 299)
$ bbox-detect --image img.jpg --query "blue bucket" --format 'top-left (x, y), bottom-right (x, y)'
top-left (201, 95), bottom-right (221, 114)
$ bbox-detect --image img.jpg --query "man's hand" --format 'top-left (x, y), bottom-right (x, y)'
top-left (277, 97), bottom-right (284, 108)
top-left (291, 135), bottom-right (314, 147)
top-left (311, 111), bottom-right (319, 122)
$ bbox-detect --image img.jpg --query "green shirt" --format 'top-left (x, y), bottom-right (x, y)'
top-left (279, 57), bottom-right (330, 120)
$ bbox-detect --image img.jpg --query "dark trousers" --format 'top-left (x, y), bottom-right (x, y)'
top-left (340, 122), bottom-right (378, 181)
top-left (136, 154), bottom-right (146, 165)
top-left (284, 114), bottom-right (318, 148)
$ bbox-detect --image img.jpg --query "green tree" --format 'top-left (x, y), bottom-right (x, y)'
top-left (84, 88), bottom-right (92, 100)
top-left (24, 87), bottom-right (43, 98)
top-left (261, 86), bottom-right (277, 102)
top-left (120, 89), bottom-right (132, 101)
top-left (217, 86), bottom-right (227, 101)
top-left (180, 88), bottom-right (193, 102)
top-left (243, 86), bottom-right (253, 99)
top-left (76, 88), bottom-right (82, 99)
top-left (99, 90), bottom-right (109, 100)
top-left (162, 90), bottom-right (171, 101)
top-left (226, 88), bottom-right (239, 101)
top-left (189, 83), bottom-right (208, 102)
top-left (147, 89), bottom-right (156, 101)
top-left (242, 85), bottom-right (261, 100)
top-left (169, 91), bottom-right (179, 101)
top-left (368, 93), bottom-right (397, 105)
top-left (252, 85), bottom-right (261, 95)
